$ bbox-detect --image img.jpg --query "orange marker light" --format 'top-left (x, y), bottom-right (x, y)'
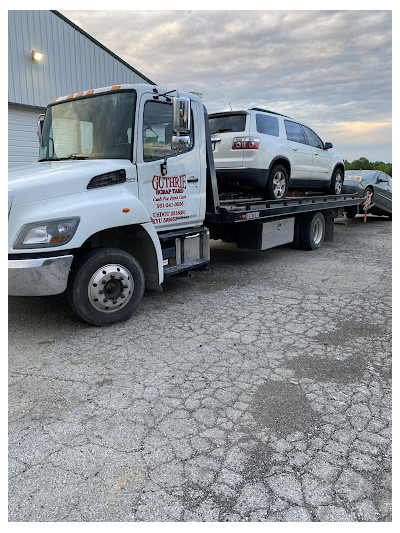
top-left (66, 94), bottom-right (74, 99)
top-left (111, 85), bottom-right (121, 91)
top-left (122, 208), bottom-right (130, 213)
top-left (76, 92), bottom-right (83, 97)
top-left (86, 90), bottom-right (94, 95)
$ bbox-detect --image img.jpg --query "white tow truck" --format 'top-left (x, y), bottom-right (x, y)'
top-left (8, 83), bottom-right (363, 325)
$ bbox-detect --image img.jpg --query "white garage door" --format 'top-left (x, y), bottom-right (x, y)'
top-left (8, 105), bottom-right (43, 167)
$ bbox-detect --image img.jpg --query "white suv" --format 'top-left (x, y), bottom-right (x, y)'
top-left (209, 107), bottom-right (344, 200)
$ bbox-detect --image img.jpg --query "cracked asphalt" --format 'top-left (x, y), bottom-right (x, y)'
top-left (8, 215), bottom-right (392, 522)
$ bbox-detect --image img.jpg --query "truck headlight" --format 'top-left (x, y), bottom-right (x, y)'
top-left (14, 217), bottom-right (80, 249)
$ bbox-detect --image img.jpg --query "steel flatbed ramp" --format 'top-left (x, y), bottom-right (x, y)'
top-left (206, 194), bottom-right (364, 224)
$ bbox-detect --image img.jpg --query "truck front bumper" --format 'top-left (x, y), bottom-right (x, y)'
top-left (8, 254), bottom-right (74, 296)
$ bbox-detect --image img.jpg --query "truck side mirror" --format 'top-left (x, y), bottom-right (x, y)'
top-left (324, 142), bottom-right (333, 150)
top-left (171, 97), bottom-right (191, 151)
top-left (173, 97), bottom-right (191, 134)
top-left (37, 114), bottom-right (45, 143)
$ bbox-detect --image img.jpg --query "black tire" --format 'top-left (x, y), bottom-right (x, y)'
top-left (345, 206), bottom-right (358, 219)
top-left (329, 168), bottom-right (344, 195)
top-left (363, 186), bottom-right (373, 200)
top-left (294, 212), bottom-right (326, 250)
top-left (265, 165), bottom-right (289, 200)
top-left (66, 248), bottom-right (145, 326)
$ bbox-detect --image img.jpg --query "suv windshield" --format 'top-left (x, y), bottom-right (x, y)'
top-left (39, 91), bottom-right (136, 161)
top-left (209, 113), bottom-right (247, 135)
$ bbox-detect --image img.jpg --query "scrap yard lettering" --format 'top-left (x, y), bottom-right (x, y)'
top-left (152, 174), bottom-right (188, 224)
top-left (152, 174), bottom-right (187, 194)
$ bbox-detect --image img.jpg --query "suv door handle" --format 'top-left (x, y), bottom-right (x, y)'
top-left (188, 177), bottom-right (199, 183)
top-left (314, 152), bottom-right (319, 155)
top-left (291, 147), bottom-right (297, 151)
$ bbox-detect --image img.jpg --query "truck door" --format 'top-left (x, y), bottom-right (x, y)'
top-left (136, 95), bottom-right (202, 231)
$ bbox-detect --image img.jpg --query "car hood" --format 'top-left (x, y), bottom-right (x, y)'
top-left (8, 160), bottom-right (133, 206)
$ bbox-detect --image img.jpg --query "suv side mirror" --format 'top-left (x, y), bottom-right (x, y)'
top-left (324, 142), bottom-right (333, 150)
top-left (37, 114), bottom-right (45, 143)
top-left (172, 97), bottom-right (191, 151)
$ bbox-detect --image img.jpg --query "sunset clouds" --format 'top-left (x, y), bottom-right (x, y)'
top-left (62, 9), bottom-right (392, 161)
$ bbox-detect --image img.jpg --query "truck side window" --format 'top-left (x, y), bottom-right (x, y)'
top-left (284, 120), bottom-right (306, 144)
top-left (143, 101), bottom-right (194, 162)
top-left (256, 114), bottom-right (279, 137)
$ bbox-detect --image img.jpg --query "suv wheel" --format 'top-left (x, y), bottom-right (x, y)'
top-left (329, 168), bottom-right (344, 195)
top-left (265, 165), bottom-right (288, 200)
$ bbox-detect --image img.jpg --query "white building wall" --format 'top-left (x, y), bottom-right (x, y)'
top-left (8, 105), bottom-right (41, 167)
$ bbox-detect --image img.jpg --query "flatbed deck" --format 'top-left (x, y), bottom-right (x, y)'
top-left (205, 193), bottom-right (364, 224)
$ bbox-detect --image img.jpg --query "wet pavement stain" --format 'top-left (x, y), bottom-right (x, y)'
top-left (243, 442), bottom-right (274, 482)
top-left (285, 354), bottom-right (366, 383)
top-left (314, 322), bottom-right (384, 346)
top-left (251, 380), bottom-right (320, 435)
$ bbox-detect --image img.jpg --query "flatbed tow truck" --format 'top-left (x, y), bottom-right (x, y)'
top-left (8, 83), bottom-right (364, 325)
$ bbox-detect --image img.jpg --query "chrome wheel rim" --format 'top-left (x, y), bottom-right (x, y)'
top-left (272, 171), bottom-right (287, 198)
top-left (334, 172), bottom-right (343, 194)
top-left (313, 219), bottom-right (324, 244)
top-left (88, 263), bottom-right (134, 312)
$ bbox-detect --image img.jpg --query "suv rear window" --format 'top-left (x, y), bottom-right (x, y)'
top-left (256, 114), bottom-right (279, 137)
top-left (209, 114), bottom-right (246, 135)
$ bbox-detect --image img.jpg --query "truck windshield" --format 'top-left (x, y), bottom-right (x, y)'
top-left (39, 91), bottom-right (136, 161)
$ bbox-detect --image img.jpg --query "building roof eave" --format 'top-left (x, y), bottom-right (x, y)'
top-left (51, 10), bottom-right (156, 86)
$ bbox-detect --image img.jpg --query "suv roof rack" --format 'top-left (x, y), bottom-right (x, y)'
top-left (248, 107), bottom-right (292, 119)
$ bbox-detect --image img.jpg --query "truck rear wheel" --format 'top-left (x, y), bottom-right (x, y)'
top-left (294, 212), bottom-right (326, 250)
top-left (66, 248), bottom-right (145, 326)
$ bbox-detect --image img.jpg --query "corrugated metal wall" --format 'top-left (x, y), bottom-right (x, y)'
top-left (8, 10), bottom-right (152, 108)
top-left (8, 10), bottom-right (154, 165)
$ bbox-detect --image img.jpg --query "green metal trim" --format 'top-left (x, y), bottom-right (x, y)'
top-left (51, 10), bottom-right (156, 86)
top-left (9, 102), bottom-right (46, 111)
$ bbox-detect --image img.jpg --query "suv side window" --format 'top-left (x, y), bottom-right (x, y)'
top-left (284, 120), bottom-right (306, 144)
top-left (256, 114), bottom-right (279, 137)
top-left (302, 125), bottom-right (324, 149)
top-left (143, 100), bottom-right (194, 162)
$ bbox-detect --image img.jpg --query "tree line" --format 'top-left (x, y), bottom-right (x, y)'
top-left (344, 157), bottom-right (392, 176)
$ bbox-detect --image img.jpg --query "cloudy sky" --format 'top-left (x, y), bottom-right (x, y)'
top-left (62, 9), bottom-right (392, 162)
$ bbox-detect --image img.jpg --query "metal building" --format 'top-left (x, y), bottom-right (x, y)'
top-left (8, 10), bottom-right (155, 166)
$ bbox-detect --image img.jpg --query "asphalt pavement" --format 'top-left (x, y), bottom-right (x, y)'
top-left (8, 215), bottom-right (392, 522)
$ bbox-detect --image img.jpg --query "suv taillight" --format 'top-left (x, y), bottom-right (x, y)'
top-left (232, 137), bottom-right (261, 150)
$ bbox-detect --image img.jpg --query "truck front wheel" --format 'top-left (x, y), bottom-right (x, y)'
top-left (66, 248), bottom-right (145, 326)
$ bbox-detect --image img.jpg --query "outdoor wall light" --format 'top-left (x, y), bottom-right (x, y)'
top-left (32, 50), bottom-right (44, 61)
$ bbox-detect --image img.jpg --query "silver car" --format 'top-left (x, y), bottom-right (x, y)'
top-left (343, 170), bottom-right (392, 219)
